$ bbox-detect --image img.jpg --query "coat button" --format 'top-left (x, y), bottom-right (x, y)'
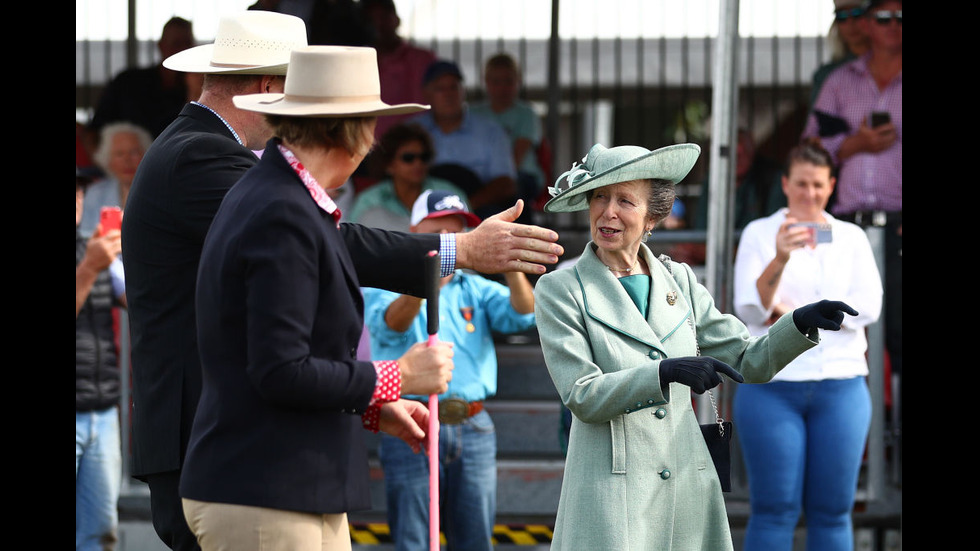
top-left (655, 408), bottom-right (667, 419)
top-left (660, 469), bottom-right (671, 480)
top-left (648, 350), bottom-right (660, 359)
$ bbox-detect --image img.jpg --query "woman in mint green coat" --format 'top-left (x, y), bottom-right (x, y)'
top-left (534, 143), bottom-right (856, 550)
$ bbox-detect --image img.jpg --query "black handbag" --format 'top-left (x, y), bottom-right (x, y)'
top-left (659, 254), bottom-right (734, 492)
top-left (699, 391), bottom-right (733, 492)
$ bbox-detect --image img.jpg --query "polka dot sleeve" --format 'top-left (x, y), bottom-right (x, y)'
top-left (361, 360), bottom-right (402, 433)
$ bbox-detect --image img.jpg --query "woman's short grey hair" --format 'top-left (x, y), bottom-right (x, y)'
top-left (645, 178), bottom-right (676, 223)
top-left (94, 122), bottom-right (153, 169)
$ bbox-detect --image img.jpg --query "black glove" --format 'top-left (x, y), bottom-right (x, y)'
top-left (659, 356), bottom-right (745, 394)
top-left (792, 299), bottom-right (859, 333)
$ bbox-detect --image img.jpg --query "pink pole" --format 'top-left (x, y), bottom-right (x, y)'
top-left (427, 336), bottom-right (440, 551)
top-left (424, 251), bottom-right (441, 551)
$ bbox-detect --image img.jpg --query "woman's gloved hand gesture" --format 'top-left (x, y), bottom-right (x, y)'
top-left (792, 299), bottom-right (858, 333)
top-left (659, 356), bottom-right (745, 394)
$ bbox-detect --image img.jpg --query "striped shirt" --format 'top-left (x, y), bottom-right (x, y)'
top-left (803, 53), bottom-right (902, 214)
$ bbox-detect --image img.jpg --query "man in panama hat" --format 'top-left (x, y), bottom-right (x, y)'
top-left (122, 11), bottom-right (563, 551)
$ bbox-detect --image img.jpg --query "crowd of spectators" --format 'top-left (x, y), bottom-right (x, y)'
top-left (76, 1), bottom-right (899, 549)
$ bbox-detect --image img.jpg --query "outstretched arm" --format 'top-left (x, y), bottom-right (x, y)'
top-left (455, 199), bottom-right (563, 275)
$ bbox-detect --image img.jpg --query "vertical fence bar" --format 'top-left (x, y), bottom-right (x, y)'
top-left (636, 36), bottom-right (645, 147)
top-left (705, 0), bottom-right (739, 312)
top-left (126, 0), bottom-right (138, 68)
top-left (546, 0), bottom-right (561, 184)
top-left (118, 311), bottom-right (134, 492)
top-left (864, 226), bottom-right (887, 502)
top-left (701, 1), bottom-right (739, 440)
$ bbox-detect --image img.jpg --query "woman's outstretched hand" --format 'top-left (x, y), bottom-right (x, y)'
top-left (659, 356), bottom-right (744, 394)
top-left (792, 300), bottom-right (858, 333)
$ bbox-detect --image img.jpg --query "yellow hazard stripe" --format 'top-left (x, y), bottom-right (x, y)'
top-left (349, 523), bottom-right (554, 545)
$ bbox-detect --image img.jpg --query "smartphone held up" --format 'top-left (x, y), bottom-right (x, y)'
top-left (869, 111), bottom-right (891, 128)
top-left (99, 206), bottom-right (122, 236)
top-left (790, 222), bottom-right (832, 247)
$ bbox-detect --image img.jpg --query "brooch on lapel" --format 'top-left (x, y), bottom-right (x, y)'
top-left (666, 290), bottom-right (678, 306)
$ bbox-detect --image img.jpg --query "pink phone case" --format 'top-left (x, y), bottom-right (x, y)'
top-left (100, 206), bottom-right (122, 234)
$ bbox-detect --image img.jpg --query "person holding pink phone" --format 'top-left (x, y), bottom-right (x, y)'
top-left (77, 167), bottom-right (127, 550)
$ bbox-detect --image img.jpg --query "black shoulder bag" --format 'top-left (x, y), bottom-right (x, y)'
top-left (659, 255), bottom-right (733, 492)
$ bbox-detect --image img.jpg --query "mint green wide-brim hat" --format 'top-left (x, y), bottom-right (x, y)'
top-left (543, 143), bottom-right (701, 213)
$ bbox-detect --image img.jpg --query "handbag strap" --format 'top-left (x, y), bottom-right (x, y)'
top-left (658, 254), bottom-right (727, 437)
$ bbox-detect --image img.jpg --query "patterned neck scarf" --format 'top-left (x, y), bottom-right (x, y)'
top-left (277, 143), bottom-right (342, 228)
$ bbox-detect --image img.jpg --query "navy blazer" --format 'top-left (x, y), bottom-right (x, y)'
top-left (180, 140), bottom-right (399, 513)
top-left (123, 104), bottom-right (440, 480)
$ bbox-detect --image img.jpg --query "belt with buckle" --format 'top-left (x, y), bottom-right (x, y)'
top-left (437, 398), bottom-right (484, 425)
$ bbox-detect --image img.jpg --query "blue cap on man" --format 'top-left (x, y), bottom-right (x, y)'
top-left (423, 60), bottom-right (464, 86)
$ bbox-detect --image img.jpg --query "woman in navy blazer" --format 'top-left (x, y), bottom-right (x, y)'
top-left (179, 46), bottom-right (455, 550)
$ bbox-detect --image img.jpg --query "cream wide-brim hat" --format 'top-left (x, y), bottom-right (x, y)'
top-left (233, 45), bottom-right (430, 118)
top-left (163, 11), bottom-right (307, 75)
top-left (543, 143), bottom-right (701, 213)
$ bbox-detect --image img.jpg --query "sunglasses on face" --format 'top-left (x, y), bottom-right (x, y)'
top-left (872, 10), bottom-right (902, 25)
top-left (834, 7), bottom-right (866, 21)
top-left (399, 151), bottom-right (433, 164)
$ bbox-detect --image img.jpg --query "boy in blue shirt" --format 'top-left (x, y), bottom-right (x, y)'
top-left (363, 190), bottom-right (536, 551)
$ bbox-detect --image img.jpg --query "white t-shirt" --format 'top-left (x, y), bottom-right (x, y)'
top-left (733, 209), bottom-right (883, 382)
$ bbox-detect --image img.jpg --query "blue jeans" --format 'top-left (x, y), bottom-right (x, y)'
top-left (734, 377), bottom-right (871, 551)
top-left (76, 406), bottom-right (121, 551)
top-left (379, 409), bottom-right (497, 551)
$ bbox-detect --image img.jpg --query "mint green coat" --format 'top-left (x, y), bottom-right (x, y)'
top-left (534, 243), bottom-right (817, 550)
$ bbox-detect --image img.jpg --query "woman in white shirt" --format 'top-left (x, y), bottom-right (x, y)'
top-left (732, 138), bottom-right (882, 551)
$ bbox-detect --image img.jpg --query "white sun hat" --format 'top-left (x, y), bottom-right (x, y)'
top-left (233, 45), bottom-right (430, 118)
top-left (163, 11), bottom-right (307, 75)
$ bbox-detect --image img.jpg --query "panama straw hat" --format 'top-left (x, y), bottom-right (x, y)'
top-left (543, 143), bottom-right (701, 213)
top-left (233, 46), bottom-right (430, 118)
top-left (162, 11), bottom-right (307, 75)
